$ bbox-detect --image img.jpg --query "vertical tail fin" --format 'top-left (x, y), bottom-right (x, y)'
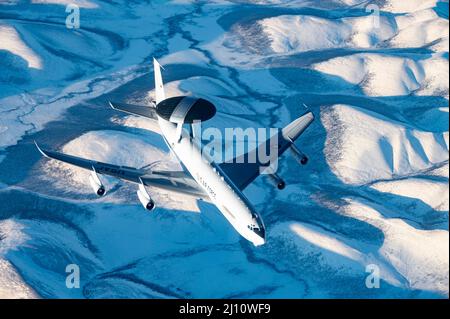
top-left (153, 58), bottom-right (165, 104)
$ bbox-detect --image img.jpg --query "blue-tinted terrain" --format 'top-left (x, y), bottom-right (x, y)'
top-left (0, 0), bottom-right (448, 298)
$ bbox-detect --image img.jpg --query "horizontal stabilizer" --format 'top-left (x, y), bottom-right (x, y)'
top-left (109, 101), bottom-right (158, 120)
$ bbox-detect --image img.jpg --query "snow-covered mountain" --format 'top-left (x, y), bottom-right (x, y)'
top-left (0, 0), bottom-right (448, 298)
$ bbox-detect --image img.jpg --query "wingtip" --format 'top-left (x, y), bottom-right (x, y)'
top-left (108, 101), bottom-right (116, 110)
top-left (34, 141), bottom-right (49, 158)
top-left (298, 111), bottom-right (314, 121)
top-left (153, 57), bottom-right (165, 71)
top-left (301, 104), bottom-right (314, 119)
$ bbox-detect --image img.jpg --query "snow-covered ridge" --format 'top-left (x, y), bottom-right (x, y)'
top-left (259, 8), bottom-right (448, 54)
top-left (31, 0), bottom-right (98, 9)
top-left (0, 220), bottom-right (38, 299)
top-left (322, 104), bottom-right (449, 185)
top-left (0, 25), bottom-right (42, 69)
top-left (313, 53), bottom-right (449, 98)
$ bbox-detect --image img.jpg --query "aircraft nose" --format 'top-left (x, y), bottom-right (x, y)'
top-left (253, 234), bottom-right (265, 247)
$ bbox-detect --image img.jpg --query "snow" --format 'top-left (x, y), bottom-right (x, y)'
top-left (269, 221), bottom-right (404, 292)
top-left (161, 49), bottom-right (211, 68)
top-left (0, 25), bottom-right (42, 69)
top-left (259, 14), bottom-right (398, 53)
top-left (261, 15), bottom-right (353, 53)
top-left (313, 53), bottom-right (449, 97)
top-left (259, 7), bottom-right (447, 54)
top-left (343, 199), bottom-right (449, 295)
top-left (0, 220), bottom-right (38, 298)
top-left (0, 219), bottom-right (29, 255)
top-left (289, 222), bottom-right (365, 262)
top-left (63, 130), bottom-right (171, 171)
top-left (323, 104), bottom-right (449, 184)
top-left (31, 0), bottom-right (98, 9)
top-left (0, 0), bottom-right (177, 150)
top-left (42, 130), bottom-right (170, 186)
top-left (0, 259), bottom-right (39, 299)
top-left (371, 178), bottom-right (449, 213)
top-left (393, 9), bottom-right (449, 51)
top-left (383, 0), bottom-right (443, 14)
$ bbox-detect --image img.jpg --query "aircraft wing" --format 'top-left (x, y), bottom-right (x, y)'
top-left (218, 112), bottom-right (314, 190)
top-left (35, 142), bottom-right (207, 199)
top-left (109, 101), bottom-right (158, 120)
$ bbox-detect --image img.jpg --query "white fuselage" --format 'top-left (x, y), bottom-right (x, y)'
top-left (158, 117), bottom-right (265, 246)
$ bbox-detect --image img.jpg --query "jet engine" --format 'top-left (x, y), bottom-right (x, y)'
top-left (137, 180), bottom-right (155, 211)
top-left (269, 172), bottom-right (286, 190)
top-left (89, 169), bottom-right (106, 196)
top-left (290, 143), bottom-right (308, 165)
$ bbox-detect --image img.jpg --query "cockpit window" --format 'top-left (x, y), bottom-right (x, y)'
top-left (252, 214), bottom-right (261, 227)
top-left (248, 213), bottom-right (265, 238)
top-left (248, 223), bottom-right (260, 231)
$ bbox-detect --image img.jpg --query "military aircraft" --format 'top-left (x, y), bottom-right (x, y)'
top-left (36, 58), bottom-right (314, 246)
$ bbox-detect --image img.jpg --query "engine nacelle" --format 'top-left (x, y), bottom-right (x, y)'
top-left (89, 170), bottom-right (106, 196)
top-left (137, 182), bottom-right (155, 211)
top-left (268, 173), bottom-right (286, 190)
top-left (290, 143), bottom-right (308, 165)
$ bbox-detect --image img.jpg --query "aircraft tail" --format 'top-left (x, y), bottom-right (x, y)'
top-left (153, 58), bottom-right (165, 104)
